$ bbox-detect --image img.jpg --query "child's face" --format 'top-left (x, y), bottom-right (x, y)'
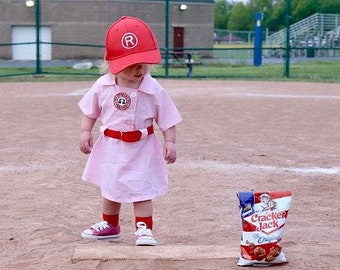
top-left (116, 64), bottom-right (149, 85)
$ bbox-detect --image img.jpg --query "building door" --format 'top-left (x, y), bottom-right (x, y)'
top-left (12, 26), bottom-right (51, 60)
top-left (173, 27), bottom-right (184, 58)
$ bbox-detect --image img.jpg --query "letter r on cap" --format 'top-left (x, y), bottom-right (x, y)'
top-left (121, 33), bottom-right (138, 49)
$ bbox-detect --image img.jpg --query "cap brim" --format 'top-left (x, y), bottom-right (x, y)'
top-left (108, 49), bottom-right (161, 74)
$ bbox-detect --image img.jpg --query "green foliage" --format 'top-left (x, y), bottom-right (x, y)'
top-left (292, 0), bottom-right (319, 24)
top-left (318, 0), bottom-right (340, 13)
top-left (228, 3), bottom-right (252, 30)
top-left (266, 0), bottom-right (285, 31)
top-left (215, 0), bottom-right (340, 31)
top-left (248, 0), bottom-right (275, 29)
top-left (214, 0), bottom-right (233, 30)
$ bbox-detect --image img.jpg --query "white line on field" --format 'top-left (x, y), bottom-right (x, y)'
top-left (180, 160), bottom-right (340, 175)
top-left (33, 89), bottom-right (340, 100)
top-left (2, 160), bottom-right (338, 176)
top-left (34, 88), bottom-right (88, 97)
top-left (222, 93), bottom-right (340, 99)
top-left (65, 88), bottom-right (89, 96)
top-left (0, 164), bottom-right (69, 172)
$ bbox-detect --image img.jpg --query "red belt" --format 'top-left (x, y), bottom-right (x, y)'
top-left (104, 125), bottom-right (154, 143)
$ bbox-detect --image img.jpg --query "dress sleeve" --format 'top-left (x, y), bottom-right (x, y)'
top-left (78, 83), bottom-right (101, 119)
top-left (156, 90), bottom-right (183, 131)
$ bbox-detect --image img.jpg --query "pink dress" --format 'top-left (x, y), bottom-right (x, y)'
top-left (78, 73), bottom-right (183, 203)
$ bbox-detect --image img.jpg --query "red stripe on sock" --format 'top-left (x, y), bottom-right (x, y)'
top-left (135, 216), bottom-right (153, 229)
top-left (103, 214), bottom-right (119, 227)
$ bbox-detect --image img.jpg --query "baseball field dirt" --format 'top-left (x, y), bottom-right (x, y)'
top-left (1, 79), bottom-right (339, 269)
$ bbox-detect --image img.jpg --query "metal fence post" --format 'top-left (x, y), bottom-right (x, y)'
top-left (284, 0), bottom-right (291, 78)
top-left (35, 0), bottom-right (42, 74)
top-left (164, 0), bottom-right (169, 78)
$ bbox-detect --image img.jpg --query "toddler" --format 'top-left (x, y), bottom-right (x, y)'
top-left (78, 16), bottom-right (182, 246)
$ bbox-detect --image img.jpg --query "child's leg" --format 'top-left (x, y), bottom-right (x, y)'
top-left (102, 197), bottom-right (121, 226)
top-left (133, 200), bottom-right (157, 246)
top-left (133, 200), bottom-right (153, 228)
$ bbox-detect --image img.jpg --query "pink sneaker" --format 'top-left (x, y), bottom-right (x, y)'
top-left (135, 222), bottom-right (157, 246)
top-left (81, 221), bottom-right (120, 239)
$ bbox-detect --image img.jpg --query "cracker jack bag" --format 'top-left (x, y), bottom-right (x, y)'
top-left (237, 191), bottom-right (292, 266)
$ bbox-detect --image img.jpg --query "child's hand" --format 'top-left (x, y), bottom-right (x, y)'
top-left (79, 131), bottom-right (93, 154)
top-left (163, 142), bottom-right (177, 164)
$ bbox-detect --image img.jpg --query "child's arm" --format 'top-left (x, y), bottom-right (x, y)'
top-left (162, 125), bottom-right (177, 164)
top-left (79, 115), bottom-right (97, 154)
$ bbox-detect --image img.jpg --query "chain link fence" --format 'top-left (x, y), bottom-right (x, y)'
top-left (0, 0), bottom-right (339, 81)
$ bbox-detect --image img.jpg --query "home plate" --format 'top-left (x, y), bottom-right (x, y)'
top-left (72, 245), bottom-right (237, 263)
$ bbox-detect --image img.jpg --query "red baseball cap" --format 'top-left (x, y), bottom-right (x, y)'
top-left (105, 16), bottom-right (161, 74)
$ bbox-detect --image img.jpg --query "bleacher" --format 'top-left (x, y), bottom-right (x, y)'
top-left (267, 13), bottom-right (340, 48)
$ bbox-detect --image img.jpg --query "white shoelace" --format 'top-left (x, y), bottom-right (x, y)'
top-left (135, 222), bottom-right (153, 237)
top-left (91, 221), bottom-right (110, 232)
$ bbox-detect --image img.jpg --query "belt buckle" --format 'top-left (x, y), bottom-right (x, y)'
top-left (121, 130), bottom-right (142, 142)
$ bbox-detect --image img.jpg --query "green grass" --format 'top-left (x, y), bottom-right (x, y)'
top-left (288, 61), bottom-right (340, 81)
top-left (152, 61), bottom-right (340, 82)
top-left (0, 60), bottom-right (339, 83)
top-left (152, 64), bottom-right (283, 79)
top-left (213, 44), bottom-right (253, 49)
top-left (0, 66), bottom-right (100, 82)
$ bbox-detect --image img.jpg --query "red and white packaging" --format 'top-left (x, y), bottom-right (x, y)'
top-left (236, 191), bottom-right (292, 266)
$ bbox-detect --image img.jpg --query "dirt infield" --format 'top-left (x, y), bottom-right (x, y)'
top-left (1, 79), bottom-right (339, 270)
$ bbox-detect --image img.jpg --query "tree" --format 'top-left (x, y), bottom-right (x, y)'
top-left (247, 0), bottom-right (275, 31)
top-left (319, 0), bottom-right (340, 14)
top-left (266, 0), bottom-right (286, 31)
top-left (228, 3), bottom-right (252, 31)
top-left (214, 0), bottom-right (340, 32)
top-left (214, 0), bottom-right (233, 29)
top-left (291, 0), bottom-right (319, 23)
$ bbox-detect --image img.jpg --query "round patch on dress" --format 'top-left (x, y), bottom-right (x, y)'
top-left (113, 92), bottom-right (131, 110)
